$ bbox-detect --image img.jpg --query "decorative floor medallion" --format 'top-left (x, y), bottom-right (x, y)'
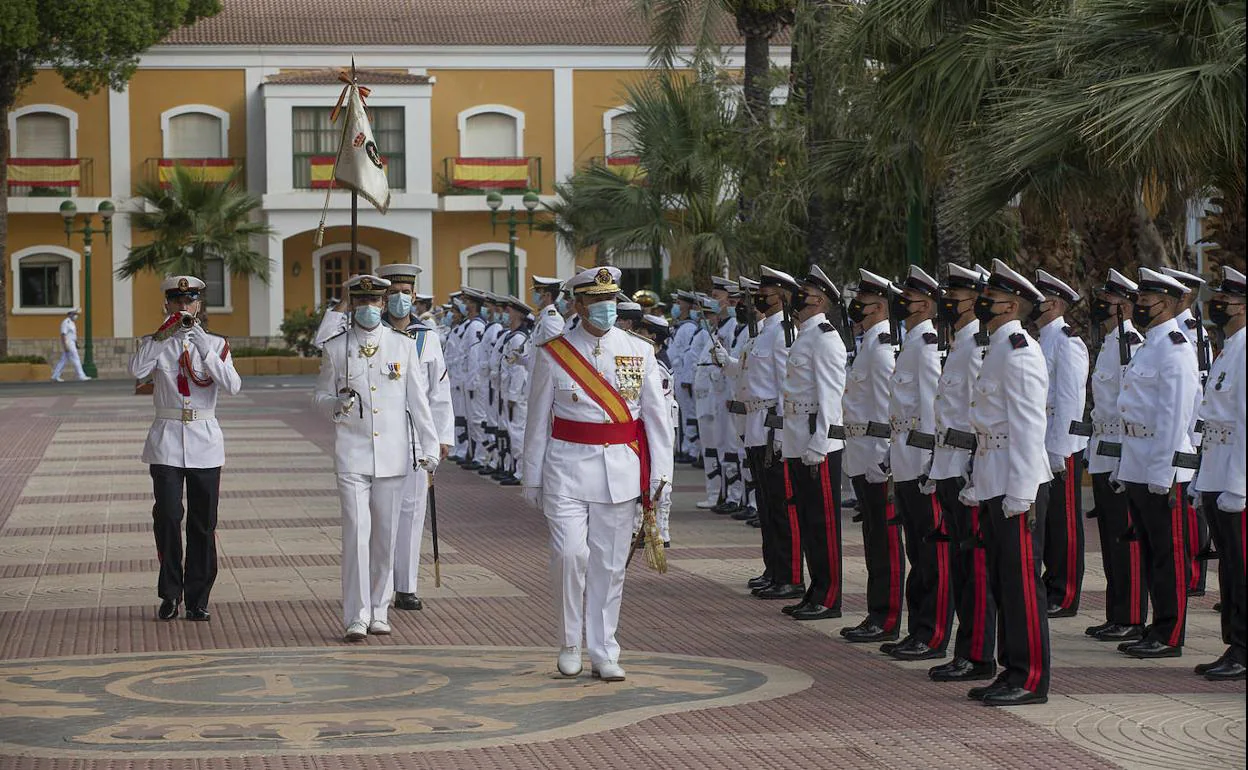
top-left (0, 646), bottom-right (811, 758)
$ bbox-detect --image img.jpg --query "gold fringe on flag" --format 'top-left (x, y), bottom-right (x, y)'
top-left (642, 479), bottom-right (668, 573)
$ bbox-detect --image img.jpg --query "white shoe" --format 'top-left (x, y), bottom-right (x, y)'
top-left (52, 376), bottom-right (63, 382)
top-left (592, 660), bottom-right (626, 681)
top-left (78, 376), bottom-right (93, 381)
top-left (344, 621), bottom-right (368, 641)
top-left (695, 499), bottom-right (718, 509)
top-left (557, 646), bottom-right (583, 677)
top-left (367, 620), bottom-right (391, 635)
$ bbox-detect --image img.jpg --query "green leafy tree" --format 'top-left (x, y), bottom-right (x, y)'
top-left (0, 0), bottom-right (222, 354)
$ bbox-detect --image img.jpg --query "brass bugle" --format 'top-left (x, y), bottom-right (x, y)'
top-left (179, 312), bottom-right (197, 329)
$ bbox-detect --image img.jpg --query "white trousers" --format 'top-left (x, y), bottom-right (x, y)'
top-left (451, 386), bottom-right (468, 455)
top-left (675, 385), bottom-right (698, 456)
top-left (338, 473), bottom-right (403, 627)
top-left (52, 346), bottom-right (86, 380)
top-left (393, 466), bottom-right (429, 594)
top-left (507, 399), bottom-right (527, 480)
top-left (467, 388), bottom-right (488, 462)
top-left (695, 394), bottom-right (721, 503)
top-left (544, 493), bottom-right (636, 666)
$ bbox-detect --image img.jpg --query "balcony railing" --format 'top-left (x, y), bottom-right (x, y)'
top-left (301, 155), bottom-right (395, 190)
top-left (6, 158), bottom-right (94, 197)
top-left (144, 157), bottom-right (243, 188)
top-left (442, 156), bottom-right (541, 194)
top-left (588, 155), bottom-right (645, 182)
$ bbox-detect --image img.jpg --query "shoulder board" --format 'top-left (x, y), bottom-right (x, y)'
top-left (1169, 330), bottom-right (1188, 345)
top-left (537, 333), bottom-right (564, 347)
top-left (388, 326), bottom-right (413, 336)
top-left (1185, 317), bottom-right (1199, 329)
top-left (626, 329), bottom-right (655, 346)
top-left (545, 307), bottom-right (559, 316)
top-left (324, 329), bottom-right (349, 343)
top-left (818, 322), bottom-right (834, 333)
top-left (1009, 332), bottom-right (1029, 350)
top-left (877, 332), bottom-right (894, 344)
top-left (1125, 331), bottom-right (1142, 345)
top-left (1061, 325), bottom-right (1077, 337)
top-left (973, 331), bottom-right (990, 347)
top-left (922, 332), bottom-right (938, 345)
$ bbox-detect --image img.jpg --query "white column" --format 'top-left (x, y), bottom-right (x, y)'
top-left (413, 211), bottom-right (433, 293)
top-left (108, 86), bottom-right (133, 338)
top-left (255, 232), bottom-right (285, 338)
top-left (553, 68), bottom-right (577, 279)
top-left (247, 68), bottom-right (281, 338)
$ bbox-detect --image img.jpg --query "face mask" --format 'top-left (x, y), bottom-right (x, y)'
top-left (1132, 301), bottom-right (1159, 329)
top-left (531, 291), bottom-right (543, 306)
top-left (937, 297), bottom-right (965, 325)
top-left (1208, 299), bottom-right (1236, 328)
top-left (792, 291), bottom-right (809, 310)
top-left (387, 293), bottom-right (412, 319)
top-left (753, 295), bottom-right (771, 314)
top-left (556, 297), bottom-right (570, 314)
top-left (1090, 298), bottom-right (1114, 324)
top-left (1028, 301), bottom-right (1045, 323)
top-left (974, 296), bottom-right (1005, 323)
top-left (706, 299), bottom-right (721, 314)
top-left (890, 295), bottom-right (914, 319)
top-left (586, 301), bottom-right (617, 331)
top-left (454, 300), bottom-right (467, 315)
top-left (354, 305), bottom-right (382, 329)
top-left (690, 308), bottom-right (701, 320)
top-left (848, 299), bottom-right (870, 324)
top-left (735, 304), bottom-right (749, 324)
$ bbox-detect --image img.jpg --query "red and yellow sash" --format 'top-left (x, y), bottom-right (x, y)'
top-left (544, 336), bottom-right (651, 506)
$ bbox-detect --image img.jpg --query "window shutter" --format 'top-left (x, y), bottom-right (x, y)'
top-left (609, 112), bottom-right (638, 156)
top-left (463, 113), bottom-right (518, 157)
top-left (15, 114), bottom-right (71, 158)
top-left (168, 113), bottom-right (224, 158)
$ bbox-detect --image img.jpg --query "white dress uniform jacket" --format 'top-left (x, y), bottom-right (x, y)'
top-left (533, 303), bottom-right (565, 347)
top-left (1192, 327), bottom-right (1246, 501)
top-left (523, 325), bottom-right (674, 504)
top-left (1086, 322), bottom-right (1143, 476)
top-left (968, 320), bottom-right (1052, 509)
top-left (930, 321), bottom-right (986, 482)
top-left (1175, 308), bottom-right (1212, 447)
top-left (843, 320), bottom-right (895, 480)
top-left (402, 321), bottom-right (455, 446)
top-left (1117, 317), bottom-right (1199, 489)
top-left (721, 311), bottom-right (789, 448)
top-left (888, 318), bottom-right (940, 482)
top-left (314, 326), bottom-right (438, 477)
top-left (131, 329), bottom-right (243, 468)
top-left (1038, 318), bottom-right (1090, 466)
top-left (781, 313), bottom-right (847, 459)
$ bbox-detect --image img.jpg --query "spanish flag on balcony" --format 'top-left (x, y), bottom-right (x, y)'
top-left (310, 155), bottom-right (387, 189)
top-left (7, 158), bottom-right (80, 189)
top-left (158, 158), bottom-right (236, 186)
top-left (606, 155), bottom-right (644, 181)
top-left (449, 157), bottom-right (529, 189)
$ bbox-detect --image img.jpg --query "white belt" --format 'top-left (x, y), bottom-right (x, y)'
top-left (784, 400), bottom-right (819, 415)
top-left (891, 417), bottom-right (920, 433)
top-left (1123, 422), bottom-right (1154, 438)
top-left (845, 423), bottom-right (870, 438)
top-left (1093, 419), bottom-right (1122, 437)
top-left (156, 407), bottom-right (215, 423)
top-left (744, 398), bottom-right (778, 414)
top-left (1203, 421), bottom-right (1235, 445)
top-left (975, 432), bottom-right (1008, 453)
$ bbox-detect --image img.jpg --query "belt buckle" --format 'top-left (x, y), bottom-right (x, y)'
top-left (180, 408), bottom-right (195, 423)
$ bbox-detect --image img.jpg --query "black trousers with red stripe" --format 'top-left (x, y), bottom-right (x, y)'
top-left (1090, 472), bottom-right (1148, 626)
top-left (936, 477), bottom-right (996, 664)
top-left (788, 453), bottom-right (843, 610)
top-left (1201, 493), bottom-right (1246, 664)
top-left (747, 446), bottom-right (803, 586)
top-left (1184, 489), bottom-right (1209, 594)
top-left (982, 488), bottom-right (1051, 696)
top-left (1043, 451), bottom-right (1085, 612)
top-left (151, 464), bottom-right (221, 610)
top-left (1125, 482), bottom-right (1190, 648)
top-left (851, 476), bottom-right (904, 633)
top-left (895, 479), bottom-right (954, 650)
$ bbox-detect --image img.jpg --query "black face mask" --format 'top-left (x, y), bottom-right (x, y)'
top-left (753, 295), bottom-right (771, 314)
top-left (1208, 299), bottom-right (1236, 328)
top-left (735, 303), bottom-right (749, 325)
top-left (848, 298), bottom-right (871, 324)
top-left (937, 297), bottom-right (965, 325)
top-left (1028, 301), bottom-right (1046, 323)
top-left (1090, 298), bottom-right (1114, 324)
top-left (890, 295), bottom-right (914, 319)
top-left (1132, 301), bottom-right (1159, 329)
top-left (974, 296), bottom-right (1004, 323)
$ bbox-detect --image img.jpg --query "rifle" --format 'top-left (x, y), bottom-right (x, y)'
top-left (1193, 302), bottom-right (1210, 386)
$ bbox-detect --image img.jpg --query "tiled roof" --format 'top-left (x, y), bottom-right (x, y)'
top-left (164, 0), bottom-right (741, 47)
top-left (265, 69), bottom-right (432, 86)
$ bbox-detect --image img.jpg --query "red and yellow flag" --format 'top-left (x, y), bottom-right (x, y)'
top-left (449, 157), bottom-right (529, 189)
top-left (7, 158), bottom-right (80, 188)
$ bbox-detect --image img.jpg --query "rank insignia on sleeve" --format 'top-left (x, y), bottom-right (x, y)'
top-left (878, 332), bottom-right (893, 344)
top-left (1169, 330), bottom-right (1188, 345)
top-left (974, 331), bottom-right (990, 346)
top-left (1125, 332), bottom-right (1141, 345)
top-left (819, 322), bottom-right (834, 333)
top-left (546, 308), bottom-right (558, 315)
top-left (922, 332), bottom-right (938, 345)
top-left (1062, 326), bottom-right (1077, 337)
top-left (1185, 317), bottom-right (1199, 329)
top-left (1009, 332), bottom-right (1029, 349)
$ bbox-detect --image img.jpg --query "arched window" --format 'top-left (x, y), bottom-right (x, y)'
top-left (460, 243), bottom-right (527, 295)
top-left (10, 246), bottom-right (79, 313)
top-left (161, 105), bottom-right (230, 158)
top-left (603, 107), bottom-right (638, 158)
top-left (313, 244), bottom-right (381, 307)
top-left (7, 106), bottom-right (79, 196)
top-left (458, 105), bottom-right (525, 157)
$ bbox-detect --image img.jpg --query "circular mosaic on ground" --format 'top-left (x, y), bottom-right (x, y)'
top-left (0, 646), bottom-right (811, 758)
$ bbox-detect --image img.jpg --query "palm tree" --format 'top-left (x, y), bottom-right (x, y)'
top-left (117, 164), bottom-right (274, 281)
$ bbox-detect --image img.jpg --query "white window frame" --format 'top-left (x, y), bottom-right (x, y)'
top-left (8, 104), bottom-right (79, 157)
top-left (312, 243), bottom-right (381, 307)
top-left (201, 255), bottom-right (233, 313)
top-left (459, 242), bottom-right (527, 291)
top-left (602, 106), bottom-right (635, 158)
top-left (160, 104), bottom-right (231, 158)
top-left (10, 245), bottom-right (80, 315)
top-left (457, 104), bottom-right (525, 156)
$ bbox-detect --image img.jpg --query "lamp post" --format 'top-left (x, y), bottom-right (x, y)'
top-left (486, 190), bottom-right (540, 297)
top-left (60, 200), bottom-right (114, 378)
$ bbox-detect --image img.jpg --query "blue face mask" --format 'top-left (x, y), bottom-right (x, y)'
top-left (454, 300), bottom-right (468, 315)
top-left (354, 305), bottom-right (382, 329)
top-left (556, 297), bottom-right (570, 314)
top-left (387, 293), bottom-right (412, 319)
top-left (690, 308), bottom-right (701, 320)
top-left (673, 305), bottom-right (684, 320)
top-left (706, 299), bottom-right (720, 314)
top-left (586, 301), bottom-right (618, 331)
top-left (532, 291), bottom-right (543, 307)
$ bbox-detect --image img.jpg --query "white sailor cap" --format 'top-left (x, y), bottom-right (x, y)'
top-left (413, 293), bottom-right (434, 302)
top-left (697, 293), bottom-right (719, 309)
top-left (711, 276), bottom-right (739, 292)
top-left (1160, 267), bottom-right (1206, 289)
top-left (1035, 269), bottom-right (1081, 303)
top-left (856, 268), bottom-right (897, 297)
top-left (375, 263), bottom-right (421, 284)
top-left (618, 301), bottom-right (644, 319)
top-left (531, 275), bottom-right (564, 289)
top-left (1101, 268), bottom-right (1139, 300)
top-left (943, 263), bottom-right (984, 291)
top-left (738, 276), bottom-right (760, 291)
top-left (503, 295), bottom-right (532, 313)
top-left (986, 259), bottom-right (1044, 304)
top-left (759, 265), bottom-right (799, 290)
top-left (1138, 267), bottom-right (1190, 298)
top-left (459, 286), bottom-right (488, 301)
top-left (345, 274), bottom-right (390, 296)
top-left (569, 266), bottom-right (622, 296)
top-left (641, 314), bottom-right (670, 337)
top-left (901, 264), bottom-right (940, 298)
top-left (675, 290), bottom-right (698, 303)
top-left (974, 264), bottom-right (991, 283)
top-left (1214, 265), bottom-right (1246, 297)
top-left (799, 265), bottom-right (838, 297)
top-left (161, 275), bottom-right (207, 299)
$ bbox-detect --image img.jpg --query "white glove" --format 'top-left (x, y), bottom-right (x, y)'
top-left (919, 478), bottom-right (937, 496)
top-left (958, 486), bottom-right (979, 507)
top-left (334, 390), bottom-right (356, 417)
top-left (1108, 468), bottom-right (1126, 494)
top-left (801, 449), bottom-right (824, 467)
top-left (864, 463), bottom-right (889, 484)
top-left (1049, 453), bottom-right (1065, 474)
top-left (185, 321), bottom-right (210, 354)
top-left (522, 486), bottom-right (543, 509)
top-left (418, 455), bottom-right (439, 474)
top-left (1187, 483), bottom-right (1200, 503)
top-left (1147, 483), bottom-right (1170, 496)
top-left (1217, 492), bottom-right (1246, 513)
top-left (649, 479), bottom-right (672, 507)
top-left (1003, 496), bottom-right (1032, 516)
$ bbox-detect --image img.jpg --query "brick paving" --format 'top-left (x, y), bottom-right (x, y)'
top-left (0, 378), bottom-right (1243, 769)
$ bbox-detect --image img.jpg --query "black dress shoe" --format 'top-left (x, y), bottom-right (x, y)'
top-left (840, 619), bottom-right (870, 638)
top-left (714, 502), bottom-right (742, 515)
top-left (982, 686), bottom-right (1047, 706)
top-left (844, 623), bottom-right (898, 644)
top-left (477, 466), bottom-right (496, 475)
top-left (747, 574), bottom-right (772, 590)
top-left (1047, 603), bottom-right (1077, 618)
top-left (782, 600), bottom-right (813, 616)
top-left (968, 677), bottom-right (1010, 701)
top-left (731, 507), bottom-right (756, 521)
top-left (1194, 653), bottom-right (1229, 675)
top-left (792, 605), bottom-right (842, 621)
top-left (756, 583), bottom-right (805, 600)
top-left (1085, 621), bottom-right (1113, 637)
top-left (185, 607), bottom-right (210, 621)
top-left (1204, 659), bottom-right (1247, 681)
top-left (500, 477), bottom-right (521, 486)
top-left (1123, 639), bottom-right (1182, 658)
top-left (461, 461), bottom-right (482, 471)
top-left (1212, 601), bottom-right (1222, 612)
top-left (1094, 623), bottom-right (1144, 642)
top-left (692, 458), bottom-right (705, 469)
top-left (158, 599), bottom-right (179, 621)
top-left (394, 592), bottom-right (424, 611)
top-left (890, 640), bottom-right (945, 661)
top-left (929, 658), bottom-right (996, 682)
top-left (746, 518), bottom-right (762, 528)
top-left (1187, 587), bottom-right (1205, 598)
top-left (880, 636), bottom-right (912, 655)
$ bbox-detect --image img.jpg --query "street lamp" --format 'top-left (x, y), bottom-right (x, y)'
top-left (60, 199), bottom-right (114, 378)
top-left (486, 190), bottom-right (540, 297)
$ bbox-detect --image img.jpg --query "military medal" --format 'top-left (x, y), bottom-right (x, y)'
top-left (614, 355), bottom-right (644, 401)
top-left (387, 362), bottom-right (401, 380)
top-left (359, 341), bottom-right (379, 358)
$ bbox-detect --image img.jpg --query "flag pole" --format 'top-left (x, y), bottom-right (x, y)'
top-left (350, 58), bottom-right (359, 265)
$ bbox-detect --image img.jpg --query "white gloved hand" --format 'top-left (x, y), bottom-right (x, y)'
top-left (335, 390), bottom-right (357, 417)
top-left (1049, 453), bottom-right (1066, 474)
top-left (801, 449), bottom-right (824, 467)
top-left (418, 455), bottom-right (439, 474)
top-left (1187, 483), bottom-right (1201, 503)
top-left (1003, 496), bottom-right (1032, 515)
top-left (649, 479), bottom-right (672, 507)
top-left (864, 463), bottom-right (889, 484)
top-left (1108, 468), bottom-right (1126, 494)
top-left (1147, 483), bottom-right (1170, 496)
top-left (522, 486), bottom-right (543, 509)
top-left (1217, 492), bottom-right (1246, 513)
top-left (958, 486), bottom-right (979, 507)
top-left (919, 478), bottom-right (937, 496)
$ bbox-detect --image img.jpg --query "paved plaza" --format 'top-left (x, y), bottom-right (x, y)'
top-left (0, 378), bottom-right (1242, 769)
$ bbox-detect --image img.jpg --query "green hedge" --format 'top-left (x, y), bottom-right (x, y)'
top-left (0, 355), bottom-right (48, 364)
top-left (230, 347), bottom-right (298, 358)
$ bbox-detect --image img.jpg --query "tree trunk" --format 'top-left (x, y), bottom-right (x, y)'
top-left (933, 167), bottom-right (970, 269)
top-left (0, 81), bottom-right (12, 358)
top-left (802, 0), bottom-right (835, 271)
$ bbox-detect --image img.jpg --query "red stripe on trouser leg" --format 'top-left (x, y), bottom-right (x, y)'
top-left (1168, 492), bottom-right (1188, 648)
top-left (1184, 489), bottom-right (1199, 589)
top-left (818, 462), bottom-right (840, 607)
top-left (1063, 455), bottom-right (1078, 608)
top-left (1128, 534), bottom-right (1142, 625)
top-left (884, 492), bottom-right (902, 632)
top-left (1018, 514), bottom-right (1043, 692)
top-left (970, 506), bottom-right (987, 661)
top-left (782, 464), bottom-right (801, 584)
top-left (929, 494), bottom-right (950, 649)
